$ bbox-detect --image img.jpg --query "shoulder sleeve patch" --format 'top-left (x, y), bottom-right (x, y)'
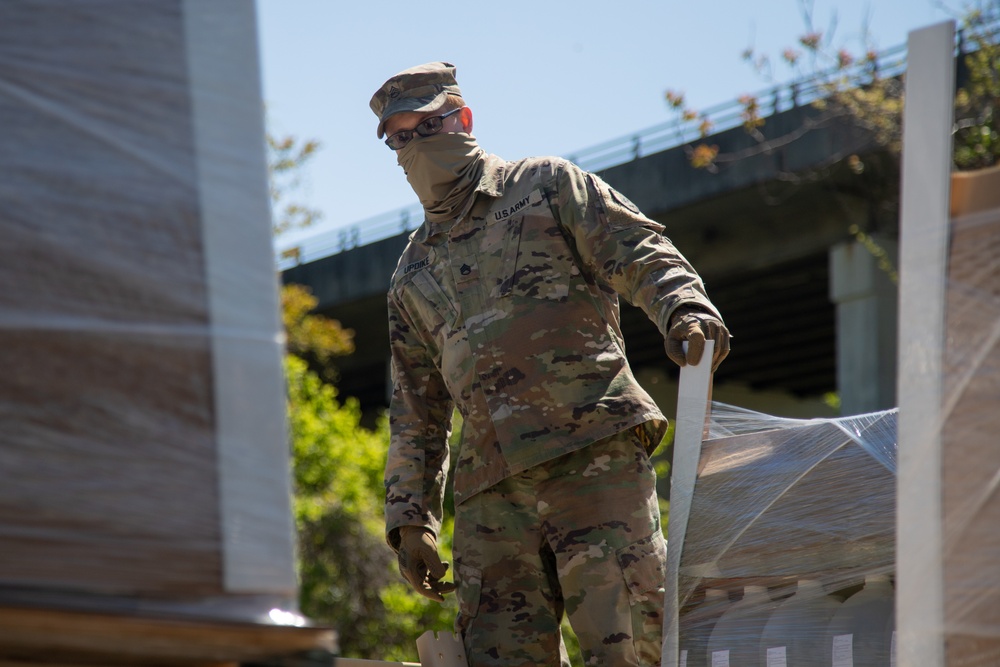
top-left (608, 186), bottom-right (641, 215)
top-left (596, 178), bottom-right (664, 233)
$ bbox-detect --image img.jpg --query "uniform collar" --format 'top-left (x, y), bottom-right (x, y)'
top-left (411, 154), bottom-right (507, 244)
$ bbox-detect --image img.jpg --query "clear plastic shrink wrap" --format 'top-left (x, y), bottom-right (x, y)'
top-left (672, 405), bottom-right (898, 667)
top-left (893, 21), bottom-right (1000, 667)
top-left (674, 231), bottom-right (1000, 667)
top-left (932, 198), bottom-right (1000, 664)
top-left (0, 0), bottom-right (300, 626)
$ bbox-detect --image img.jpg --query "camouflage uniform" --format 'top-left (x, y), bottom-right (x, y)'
top-left (385, 154), bottom-right (721, 665)
top-left (454, 428), bottom-right (667, 666)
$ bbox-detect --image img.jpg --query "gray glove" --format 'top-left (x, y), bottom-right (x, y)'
top-left (396, 526), bottom-right (457, 602)
top-left (666, 309), bottom-right (731, 371)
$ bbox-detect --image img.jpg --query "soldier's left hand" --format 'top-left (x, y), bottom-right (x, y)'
top-left (666, 310), bottom-right (731, 372)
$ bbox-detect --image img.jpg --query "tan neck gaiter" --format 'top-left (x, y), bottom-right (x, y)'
top-left (396, 133), bottom-right (486, 223)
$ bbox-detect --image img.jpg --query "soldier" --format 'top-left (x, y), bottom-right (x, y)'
top-left (371, 62), bottom-right (730, 666)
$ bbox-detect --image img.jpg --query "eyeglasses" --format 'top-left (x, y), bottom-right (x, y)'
top-left (384, 107), bottom-right (463, 150)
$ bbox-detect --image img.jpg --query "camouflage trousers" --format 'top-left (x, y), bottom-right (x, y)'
top-left (453, 427), bottom-right (666, 666)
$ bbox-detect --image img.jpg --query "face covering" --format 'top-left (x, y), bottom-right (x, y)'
top-left (396, 132), bottom-right (486, 223)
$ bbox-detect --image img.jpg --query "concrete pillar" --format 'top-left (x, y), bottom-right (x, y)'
top-left (829, 239), bottom-right (899, 415)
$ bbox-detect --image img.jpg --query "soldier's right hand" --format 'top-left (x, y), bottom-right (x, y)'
top-left (666, 309), bottom-right (731, 372)
top-left (397, 526), bottom-right (457, 602)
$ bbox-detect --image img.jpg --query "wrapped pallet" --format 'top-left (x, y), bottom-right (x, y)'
top-left (0, 1), bottom-right (333, 663)
top-left (663, 399), bottom-right (898, 667)
top-left (898, 20), bottom-right (1000, 667)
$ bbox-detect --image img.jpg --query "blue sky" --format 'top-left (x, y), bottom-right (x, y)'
top-left (255, 0), bottom-right (956, 254)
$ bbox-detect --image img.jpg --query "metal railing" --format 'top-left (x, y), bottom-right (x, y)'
top-left (275, 25), bottom-right (982, 269)
top-left (276, 202), bottom-right (426, 266)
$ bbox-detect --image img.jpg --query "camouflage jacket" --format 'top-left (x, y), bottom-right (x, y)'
top-left (384, 154), bottom-right (721, 543)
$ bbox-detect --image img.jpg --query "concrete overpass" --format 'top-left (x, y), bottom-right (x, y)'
top-left (282, 99), bottom-right (901, 420)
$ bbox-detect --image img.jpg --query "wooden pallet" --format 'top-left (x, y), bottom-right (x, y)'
top-left (0, 605), bottom-right (336, 667)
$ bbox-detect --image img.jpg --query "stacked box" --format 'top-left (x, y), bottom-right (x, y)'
top-left (896, 19), bottom-right (1000, 667)
top-left (667, 405), bottom-right (897, 667)
top-left (936, 203), bottom-right (1000, 665)
top-left (0, 1), bottom-right (311, 653)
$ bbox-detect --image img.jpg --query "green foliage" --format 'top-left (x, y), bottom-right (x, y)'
top-left (282, 283), bottom-right (355, 369)
top-left (848, 224), bottom-right (898, 284)
top-left (286, 354), bottom-right (457, 660)
top-left (953, 5), bottom-right (1000, 170)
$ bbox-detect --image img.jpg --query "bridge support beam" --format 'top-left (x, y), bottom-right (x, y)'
top-left (829, 239), bottom-right (899, 415)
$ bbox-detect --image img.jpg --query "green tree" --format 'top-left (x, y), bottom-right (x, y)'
top-left (286, 355), bottom-right (456, 660)
top-left (282, 264), bottom-right (456, 660)
top-left (281, 282), bottom-right (354, 383)
top-left (280, 290), bottom-right (457, 660)
top-left (953, 4), bottom-right (1000, 170)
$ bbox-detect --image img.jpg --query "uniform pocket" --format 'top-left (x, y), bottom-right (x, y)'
top-left (616, 532), bottom-right (667, 605)
top-left (493, 217), bottom-right (522, 299)
top-left (399, 269), bottom-right (458, 332)
top-left (455, 562), bottom-right (483, 625)
top-left (511, 214), bottom-right (576, 302)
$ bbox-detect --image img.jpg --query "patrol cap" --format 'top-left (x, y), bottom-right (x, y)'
top-left (370, 61), bottom-right (462, 138)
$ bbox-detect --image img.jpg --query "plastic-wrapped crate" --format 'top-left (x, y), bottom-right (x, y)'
top-left (899, 139), bottom-right (1000, 667)
top-left (683, 406), bottom-right (896, 584)
top-left (0, 2), bottom-right (332, 662)
top-left (896, 20), bottom-right (1000, 667)
top-left (666, 404), bottom-right (897, 667)
top-left (931, 204), bottom-right (1000, 665)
